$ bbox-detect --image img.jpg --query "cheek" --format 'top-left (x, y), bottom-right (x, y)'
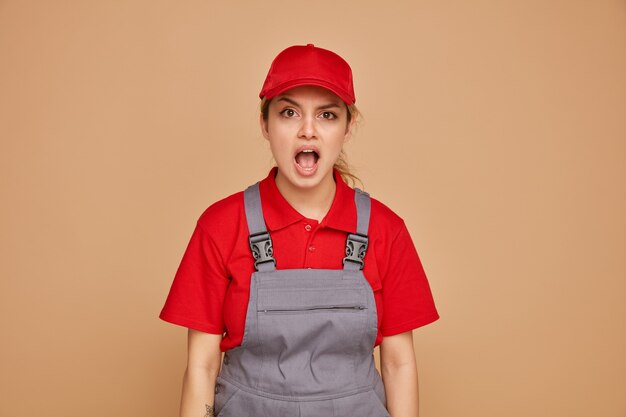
top-left (267, 117), bottom-right (294, 137)
top-left (267, 131), bottom-right (293, 161)
top-left (325, 126), bottom-right (349, 147)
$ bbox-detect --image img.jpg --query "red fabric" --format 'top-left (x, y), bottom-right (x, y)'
top-left (159, 167), bottom-right (439, 352)
top-left (258, 43), bottom-right (356, 104)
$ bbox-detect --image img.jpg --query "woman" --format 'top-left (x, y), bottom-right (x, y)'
top-left (160, 44), bottom-right (439, 417)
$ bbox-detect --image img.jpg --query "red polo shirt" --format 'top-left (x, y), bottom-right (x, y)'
top-left (159, 166), bottom-right (439, 351)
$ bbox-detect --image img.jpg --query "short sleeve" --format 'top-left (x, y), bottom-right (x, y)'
top-left (380, 221), bottom-right (439, 336)
top-left (159, 221), bottom-right (230, 334)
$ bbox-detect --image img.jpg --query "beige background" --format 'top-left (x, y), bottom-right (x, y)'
top-left (1, 1), bottom-right (625, 416)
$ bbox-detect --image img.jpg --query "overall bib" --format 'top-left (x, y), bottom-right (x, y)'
top-left (214, 182), bottom-right (389, 417)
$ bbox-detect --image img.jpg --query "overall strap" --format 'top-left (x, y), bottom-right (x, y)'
top-left (243, 182), bottom-right (276, 271)
top-left (343, 188), bottom-right (371, 271)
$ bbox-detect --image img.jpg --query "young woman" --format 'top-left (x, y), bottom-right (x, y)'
top-left (160, 44), bottom-right (439, 417)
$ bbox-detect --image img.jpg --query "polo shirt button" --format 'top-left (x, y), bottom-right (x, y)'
top-left (304, 224), bottom-right (312, 232)
top-left (215, 383), bottom-right (221, 394)
top-left (223, 353), bottom-right (229, 365)
top-left (308, 245), bottom-right (316, 252)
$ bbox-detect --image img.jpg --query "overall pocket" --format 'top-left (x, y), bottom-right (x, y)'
top-left (213, 376), bottom-right (241, 416)
top-left (258, 304), bottom-right (366, 314)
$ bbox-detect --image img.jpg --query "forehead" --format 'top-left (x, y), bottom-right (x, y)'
top-left (274, 85), bottom-right (344, 106)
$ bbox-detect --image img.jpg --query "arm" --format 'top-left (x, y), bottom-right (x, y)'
top-left (380, 330), bottom-right (420, 417)
top-left (180, 329), bottom-right (223, 417)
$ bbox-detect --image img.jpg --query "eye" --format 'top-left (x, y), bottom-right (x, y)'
top-left (320, 111), bottom-right (337, 120)
top-left (280, 108), bottom-right (297, 118)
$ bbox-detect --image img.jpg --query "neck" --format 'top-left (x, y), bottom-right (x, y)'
top-left (274, 169), bottom-right (336, 223)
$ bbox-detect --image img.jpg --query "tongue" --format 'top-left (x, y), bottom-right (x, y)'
top-left (295, 151), bottom-right (316, 168)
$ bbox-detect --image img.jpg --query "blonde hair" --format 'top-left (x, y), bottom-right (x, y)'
top-left (260, 98), bottom-right (363, 189)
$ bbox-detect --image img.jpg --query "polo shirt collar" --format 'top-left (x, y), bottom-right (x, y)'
top-left (258, 166), bottom-right (356, 233)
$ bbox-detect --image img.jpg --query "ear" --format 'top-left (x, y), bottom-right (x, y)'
top-left (260, 112), bottom-right (270, 141)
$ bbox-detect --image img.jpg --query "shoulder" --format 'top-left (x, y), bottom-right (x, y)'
top-left (195, 189), bottom-right (246, 236)
top-left (367, 194), bottom-right (407, 241)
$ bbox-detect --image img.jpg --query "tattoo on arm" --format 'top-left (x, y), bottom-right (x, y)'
top-left (204, 404), bottom-right (215, 417)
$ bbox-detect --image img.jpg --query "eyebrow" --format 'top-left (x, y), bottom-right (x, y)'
top-left (276, 97), bottom-right (342, 110)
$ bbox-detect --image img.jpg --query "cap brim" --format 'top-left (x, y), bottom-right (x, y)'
top-left (260, 78), bottom-right (355, 105)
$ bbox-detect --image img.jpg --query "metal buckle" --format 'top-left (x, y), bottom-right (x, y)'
top-left (342, 233), bottom-right (368, 270)
top-left (248, 231), bottom-right (276, 270)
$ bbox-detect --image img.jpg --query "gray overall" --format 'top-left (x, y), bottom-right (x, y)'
top-left (214, 182), bottom-right (389, 417)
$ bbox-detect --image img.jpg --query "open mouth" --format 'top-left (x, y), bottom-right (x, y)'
top-left (294, 149), bottom-right (319, 172)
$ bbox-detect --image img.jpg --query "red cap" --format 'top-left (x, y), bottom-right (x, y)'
top-left (259, 44), bottom-right (355, 105)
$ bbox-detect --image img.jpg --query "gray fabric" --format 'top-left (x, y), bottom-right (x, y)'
top-left (354, 187), bottom-right (371, 235)
top-left (343, 187), bottom-right (371, 271)
top-left (244, 183), bottom-right (276, 272)
top-left (216, 182), bottom-right (388, 416)
top-left (243, 182), bottom-right (267, 235)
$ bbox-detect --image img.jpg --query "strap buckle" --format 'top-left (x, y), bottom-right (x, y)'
top-left (248, 231), bottom-right (276, 270)
top-left (342, 233), bottom-right (369, 270)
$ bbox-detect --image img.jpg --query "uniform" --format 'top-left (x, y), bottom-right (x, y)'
top-left (159, 166), bottom-right (439, 416)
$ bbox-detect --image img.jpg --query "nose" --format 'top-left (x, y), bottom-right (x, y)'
top-left (297, 115), bottom-right (317, 140)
